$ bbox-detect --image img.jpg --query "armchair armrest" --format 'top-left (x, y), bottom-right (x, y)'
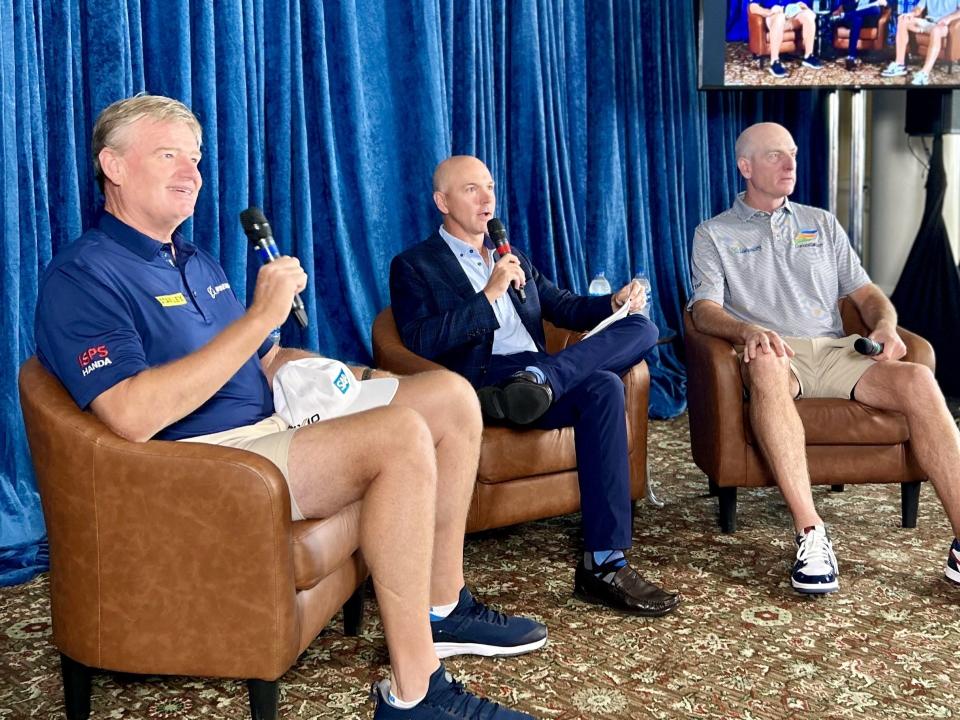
top-left (748, 6), bottom-right (767, 55)
top-left (877, 6), bottom-right (892, 38)
top-left (372, 308), bottom-right (446, 375)
top-left (839, 297), bottom-right (935, 371)
top-left (683, 311), bottom-right (747, 481)
top-left (898, 327), bottom-right (935, 370)
top-left (66, 436), bottom-right (300, 677)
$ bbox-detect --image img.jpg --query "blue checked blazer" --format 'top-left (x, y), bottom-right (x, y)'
top-left (389, 232), bottom-right (612, 387)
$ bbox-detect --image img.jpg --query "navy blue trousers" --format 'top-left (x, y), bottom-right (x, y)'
top-left (483, 315), bottom-right (658, 551)
top-left (838, 6), bottom-right (881, 59)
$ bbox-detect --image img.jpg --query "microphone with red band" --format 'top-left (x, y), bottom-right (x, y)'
top-left (487, 218), bottom-right (526, 303)
top-left (240, 207), bottom-right (309, 329)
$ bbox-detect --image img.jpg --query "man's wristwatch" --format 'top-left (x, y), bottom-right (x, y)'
top-left (361, 367), bottom-right (375, 381)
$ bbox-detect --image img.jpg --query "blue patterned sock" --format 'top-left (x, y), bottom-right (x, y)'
top-left (585, 549), bottom-right (626, 572)
top-left (523, 366), bottom-right (546, 384)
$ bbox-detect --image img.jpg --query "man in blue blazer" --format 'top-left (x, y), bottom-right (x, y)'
top-left (390, 155), bottom-right (680, 616)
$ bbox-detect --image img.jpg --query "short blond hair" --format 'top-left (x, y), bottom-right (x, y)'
top-left (92, 94), bottom-right (202, 193)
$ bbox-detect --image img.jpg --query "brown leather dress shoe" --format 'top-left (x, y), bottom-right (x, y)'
top-left (573, 561), bottom-right (680, 617)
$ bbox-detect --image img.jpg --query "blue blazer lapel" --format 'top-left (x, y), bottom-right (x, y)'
top-left (425, 233), bottom-right (477, 302)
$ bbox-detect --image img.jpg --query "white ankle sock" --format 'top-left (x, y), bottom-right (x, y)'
top-left (386, 685), bottom-right (425, 709)
top-left (382, 665), bottom-right (438, 709)
top-left (429, 599), bottom-right (458, 621)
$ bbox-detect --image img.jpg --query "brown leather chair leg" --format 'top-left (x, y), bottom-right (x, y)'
top-left (60, 653), bottom-right (92, 720)
top-left (343, 581), bottom-right (366, 636)
top-left (718, 487), bottom-right (737, 534)
top-left (248, 679), bottom-right (279, 720)
top-left (901, 481), bottom-right (922, 528)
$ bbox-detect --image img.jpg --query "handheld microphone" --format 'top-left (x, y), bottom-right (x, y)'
top-left (240, 207), bottom-right (309, 329)
top-left (854, 337), bottom-right (884, 356)
top-left (486, 218), bottom-right (526, 303)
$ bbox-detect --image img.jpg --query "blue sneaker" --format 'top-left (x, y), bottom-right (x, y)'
top-left (945, 538), bottom-right (960, 585)
top-left (431, 586), bottom-right (547, 658)
top-left (802, 55), bottom-right (823, 69)
top-left (768, 60), bottom-right (788, 78)
top-left (791, 525), bottom-right (839, 594)
top-left (371, 663), bottom-right (535, 719)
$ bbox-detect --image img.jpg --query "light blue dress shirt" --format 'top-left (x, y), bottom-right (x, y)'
top-left (438, 225), bottom-right (538, 356)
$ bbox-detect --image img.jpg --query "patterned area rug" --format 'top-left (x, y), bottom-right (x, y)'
top-left (2, 415), bottom-right (959, 719)
top-left (722, 41), bottom-right (960, 88)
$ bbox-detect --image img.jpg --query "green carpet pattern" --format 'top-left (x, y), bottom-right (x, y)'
top-left (2, 415), bottom-right (959, 719)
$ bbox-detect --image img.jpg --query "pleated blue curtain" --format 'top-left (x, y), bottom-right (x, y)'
top-left (727, 0), bottom-right (751, 43)
top-left (2, 0), bottom-right (827, 585)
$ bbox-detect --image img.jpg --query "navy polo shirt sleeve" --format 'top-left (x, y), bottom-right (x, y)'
top-left (35, 262), bottom-right (148, 410)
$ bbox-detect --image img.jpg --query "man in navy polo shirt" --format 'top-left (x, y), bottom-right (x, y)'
top-left (34, 94), bottom-right (543, 720)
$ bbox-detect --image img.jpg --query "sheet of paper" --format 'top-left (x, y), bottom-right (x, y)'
top-left (582, 300), bottom-right (630, 340)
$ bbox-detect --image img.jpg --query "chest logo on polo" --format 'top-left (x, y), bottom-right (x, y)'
top-left (793, 229), bottom-right (820, 247)
top-left (723, 238), bottom-right (762, 255)
top-left (154, 293), bottom-right (188, 307)
top-left (207, 282), bottom-right (230, 300)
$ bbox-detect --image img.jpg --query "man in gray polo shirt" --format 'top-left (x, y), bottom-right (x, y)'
top-left (688, 121), bottom-right (960, 595)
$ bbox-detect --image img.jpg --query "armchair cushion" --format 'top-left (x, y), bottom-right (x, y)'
top-left (748, 6), bottom-right (805, 57)
top-left (372, 307), bottom-right (650, 533)
top-left (289, 502), bottom-right (362, 591)
top-left (832, 6), bottom-right (891, 52)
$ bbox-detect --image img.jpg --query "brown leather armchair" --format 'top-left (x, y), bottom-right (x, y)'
top-left (748, 4), bottom-right (807, 64)
top-left (684, 300), bottom-right (935, 533)
top-left (832, 6), bottom-right (892, 54)
top-left (18, 358), bottom-right (368, 720)
top-left (912, 18), bottom-right (960, 70)
top-left (371, 308), bottom-right (650, 533)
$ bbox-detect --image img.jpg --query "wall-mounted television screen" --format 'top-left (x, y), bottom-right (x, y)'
top-left (700, 0), bottom-right (960, 89)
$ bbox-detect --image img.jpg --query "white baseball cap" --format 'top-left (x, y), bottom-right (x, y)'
top-left (272, 358), bottom-right (399, 428)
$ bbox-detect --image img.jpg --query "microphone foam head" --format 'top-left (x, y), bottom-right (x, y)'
top-left (854, 337), bottom-right (880, 355)
top-left (240, 207), bottom-right (271, 242)
top-left (487, 217), bottom-right (507, 243)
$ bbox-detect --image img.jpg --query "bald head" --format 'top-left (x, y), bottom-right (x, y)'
top-left (735, 122), bottom-right (795, 165)
top-left (433, 155), bottom-right (491, 192)
top-left (735, 122), bottom-right (798, 211)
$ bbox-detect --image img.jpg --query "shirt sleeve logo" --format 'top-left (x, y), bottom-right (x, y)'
top-left (78, 345), bottom-right (113, 377)
top-left (155, 293), bottom-right (188, 307)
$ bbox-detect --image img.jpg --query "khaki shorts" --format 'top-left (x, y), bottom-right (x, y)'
top-left (739, 334), bottom-right (875, 400)
top-left (180, 415), bottom-right (305, 520)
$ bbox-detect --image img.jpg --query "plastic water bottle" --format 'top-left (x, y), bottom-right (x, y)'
top-left (633, 272), bottom-right (652, 317)
top-left (587, 272), bottom-right (612, 296)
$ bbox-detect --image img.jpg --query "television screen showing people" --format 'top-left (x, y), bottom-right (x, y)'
top-left (701, 0), bottom-right (960, 88)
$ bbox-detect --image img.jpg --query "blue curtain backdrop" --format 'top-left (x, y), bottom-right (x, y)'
top-left (2, 0), bottom-right (827, 585)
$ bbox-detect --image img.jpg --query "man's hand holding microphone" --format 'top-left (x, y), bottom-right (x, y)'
top-left (241, 207), bottom-right (310, 330)
top-left (483, 253), bottom-right (526, 304)
top-left (249, 256), bottom-right (308, 329)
